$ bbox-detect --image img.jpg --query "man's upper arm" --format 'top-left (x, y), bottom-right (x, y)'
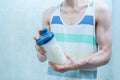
top-left (42, 7), bottom-right (56, 29)
top-left (95, 1), bottom-right (112, 60)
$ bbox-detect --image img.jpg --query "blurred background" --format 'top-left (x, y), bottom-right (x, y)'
top-left (0, 0), bottom-right (119, 80)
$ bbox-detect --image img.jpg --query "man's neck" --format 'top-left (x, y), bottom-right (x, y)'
top-left (64, 0), bottom-right (88, 9)
top-left (65, 0), bottom-right (79, 8)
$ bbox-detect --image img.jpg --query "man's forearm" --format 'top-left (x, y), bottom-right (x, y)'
top-left (75, 50), bottom-right (111, 69)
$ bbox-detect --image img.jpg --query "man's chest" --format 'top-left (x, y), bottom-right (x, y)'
top-left (60, 7), bottom-right (87, 26)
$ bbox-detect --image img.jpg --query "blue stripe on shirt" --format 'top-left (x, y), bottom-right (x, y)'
top-left (51, 16), bottom-right (63, 24)
top-left (78, 15), bottom-right (94, 26)
top-left (51, 16), bottom-right (94, 26)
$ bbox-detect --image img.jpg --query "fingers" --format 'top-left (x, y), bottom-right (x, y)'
top-left (38, 29), bottom-right (42, 35)
top-left (48, 61), bottom-right (66, 73)
top-left (33, 29), bottom-right (42, 40)
top-left (49, 62), bottom-right (57, 71)
top-left (33, 36), bottom-right (39, 40)
top-left (35, 45), bottom-right (46, 55)
top-left (65, 53), bottom-right (72, 60)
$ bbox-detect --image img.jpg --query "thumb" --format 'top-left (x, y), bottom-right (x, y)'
top-left (65, 54), bottom-right (71, 60)
top-left (33, 36), bottom-right (39, 40)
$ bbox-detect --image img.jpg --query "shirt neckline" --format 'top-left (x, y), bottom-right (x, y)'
top-left (59, 0), bottom-right (90, 28)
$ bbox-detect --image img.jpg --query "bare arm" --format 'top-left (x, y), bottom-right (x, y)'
top-left (75, 0), bottom-right (112, 69)
top-left (36, 7), bottom-right (55, 62)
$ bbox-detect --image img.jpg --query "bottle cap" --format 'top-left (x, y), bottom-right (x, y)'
top-left (36, 28), bottom-right (54, 45)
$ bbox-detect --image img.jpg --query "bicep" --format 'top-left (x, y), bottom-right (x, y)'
top-left (42, 10), bottom-right (50, 28)
top-left (96, 6), bottom-right (112, 53)
top-left (42, 7), bottom-right (56, 30)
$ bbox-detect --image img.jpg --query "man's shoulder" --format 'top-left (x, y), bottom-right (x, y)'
top-left (42, 6), bottom-right (56, 26)
top-left (43, 6), bottom-right (56, 18)
top-left (95, 0), bottom-right (110, 13)
top-left (95, 0), bottom-right (110, 20)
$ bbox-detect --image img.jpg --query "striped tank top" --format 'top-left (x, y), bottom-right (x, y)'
top-left (45, 0), bottom-right (98, 80)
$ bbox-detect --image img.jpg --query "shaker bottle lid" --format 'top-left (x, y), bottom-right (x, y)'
top-left (36, 28), bottom-right (54, 45)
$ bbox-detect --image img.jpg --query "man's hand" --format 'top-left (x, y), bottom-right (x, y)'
top-left (49, 54), bottom-right (78, 73)
top-left (34, 30), bottom-right (46, 56)
top-left (33, 30), bottom-right (47, 62)
top-left (48, 53), bottom-right (91, 73)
